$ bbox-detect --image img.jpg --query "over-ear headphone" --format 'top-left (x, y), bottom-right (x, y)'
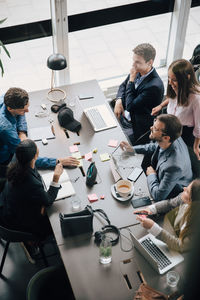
top-left (94, 225), bottom-right (120, 246)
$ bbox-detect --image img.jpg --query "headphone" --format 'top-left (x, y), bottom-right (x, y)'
top-left (94, 225), bottom-right (120, 246)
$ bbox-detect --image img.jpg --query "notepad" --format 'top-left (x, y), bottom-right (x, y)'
top-left (29, 126), bottom-right (55, 141)
top-left (42, 169), bottom-right (75, 200)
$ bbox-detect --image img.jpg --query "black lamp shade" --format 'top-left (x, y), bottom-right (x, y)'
top-left (47, 53), bottom-right (67, 70)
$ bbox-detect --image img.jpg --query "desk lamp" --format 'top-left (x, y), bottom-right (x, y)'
top-left (47, 53), bottom-right (67, 102)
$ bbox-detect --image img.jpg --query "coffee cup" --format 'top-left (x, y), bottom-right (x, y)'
top-left (116, 179), bottom-right (133, 197)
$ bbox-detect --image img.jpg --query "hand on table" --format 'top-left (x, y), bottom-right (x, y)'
top-left (114, 98), bottom-right (124, 119)
top-left (59, 157), bottom-right (80, 167)
top-left (120, 141), bottom-right (134, 153)
top-left (134, 207), bottom-right (152, 216)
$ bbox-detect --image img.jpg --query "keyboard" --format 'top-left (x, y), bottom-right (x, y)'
top-left (141, 237), bottom-right (172, 270)
top-left (87, 108), bottom-right (107, 129)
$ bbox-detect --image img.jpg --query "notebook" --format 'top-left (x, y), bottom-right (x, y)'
top-left (29, 126), bottom-right (55, 141)
top-left (83, 104), bottom-right (117, 132)
top-left (129, 231), bottom-right (184, 274)
top-left (41, 169), bottom-right (75, 200)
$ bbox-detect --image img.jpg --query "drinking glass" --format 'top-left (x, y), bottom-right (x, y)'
top-left (99, 236), bottom-right (112, 264)
top-left (71, 195), bottom-right (81, 211)
top-left (166, 271), bottom-right (180, 287)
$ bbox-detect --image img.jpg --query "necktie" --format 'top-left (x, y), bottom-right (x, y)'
top-left (151, 146), bottom-right (160, 169)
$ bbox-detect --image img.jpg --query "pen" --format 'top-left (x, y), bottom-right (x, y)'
top-left (51, 124), bottom-right (55, 136)
top-left (134, 212), bottom-right (149, 215)
top-left (74, 142), bottom-right (80, 145)
top-left (111, 143), bottom-right (120, 155)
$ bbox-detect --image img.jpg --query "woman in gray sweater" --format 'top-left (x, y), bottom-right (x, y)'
top-left (135, 179), bottom-right (200, 253)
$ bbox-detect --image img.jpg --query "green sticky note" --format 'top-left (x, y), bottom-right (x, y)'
top-left (100, 153), bottom-right (110, 162)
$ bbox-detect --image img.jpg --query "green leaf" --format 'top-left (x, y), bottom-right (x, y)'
top-left (0, 18), bottom-right (7, 25)
top-left (0, 40), bottom-right (10, 58)
top-left (0, 59), bottom-right (4, 76)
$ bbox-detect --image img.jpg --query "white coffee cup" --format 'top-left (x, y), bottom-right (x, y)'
top-left (116, 179), bottom-right (133, 197)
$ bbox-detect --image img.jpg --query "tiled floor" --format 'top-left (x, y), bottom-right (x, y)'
top-left (0, 3), bottom-right (200, 94)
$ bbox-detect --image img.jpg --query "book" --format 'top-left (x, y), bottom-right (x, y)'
top-left (41, 169), bottom-right (75, 200)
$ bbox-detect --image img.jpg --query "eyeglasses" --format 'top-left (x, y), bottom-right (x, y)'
top-left (152, 119), bottom-right (167, 136)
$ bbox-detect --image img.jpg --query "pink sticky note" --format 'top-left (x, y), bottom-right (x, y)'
top-left (69, 145), bottom-right (78, 153)
top-left (108, 139), bottom-right (118, 147)
top-left (88, 193), bottom-right (98, 203)
top-left (85, 151), bottom-right (92, 161)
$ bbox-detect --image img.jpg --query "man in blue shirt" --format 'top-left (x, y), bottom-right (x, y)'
top-left (0, 87), bottom-right (79, 178)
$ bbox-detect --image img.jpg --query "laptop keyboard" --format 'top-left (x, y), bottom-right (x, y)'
top-left (141, 237), bottom-right (172, 270)
top-left (87, 108), bottom-right (107, 129)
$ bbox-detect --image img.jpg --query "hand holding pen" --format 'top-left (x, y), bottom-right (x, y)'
top-left (134, 207), bottom-right (152, 216)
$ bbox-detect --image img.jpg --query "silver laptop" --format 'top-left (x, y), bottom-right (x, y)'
top-left (84, 104), bottom-right (117, 132)
top-left (130, 231), bottom-right (184, 274)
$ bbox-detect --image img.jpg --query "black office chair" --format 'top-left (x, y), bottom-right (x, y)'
top-left (26, 265), bottom-right (75, 300)
top-left (0, 224), bottom-right (48, 276)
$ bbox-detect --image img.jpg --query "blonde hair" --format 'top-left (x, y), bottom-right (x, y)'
top-left (179, 179), bottom-right (200, 241)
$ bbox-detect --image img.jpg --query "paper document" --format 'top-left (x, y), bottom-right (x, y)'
top-left (42, 169), bottom-right (75, 200)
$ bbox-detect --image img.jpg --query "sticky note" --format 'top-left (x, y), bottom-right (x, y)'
top-left (72, 152), bottom-right (82, 159)
top-left (69, 145), bottom-right (78, 153)
top-left (100, 195), bottom-right (105, 199)
top-left (88, 193), bottom-right (98, 203)
top-left (100, 153), bottom-right (110, 162)
top-left (85, 152), bottom-right (92, 161)
top-left (108, 139), bottom-right (118, 148)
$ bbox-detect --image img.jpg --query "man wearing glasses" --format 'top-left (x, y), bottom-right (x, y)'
top-left (120, 114), bottom-right (192, 202)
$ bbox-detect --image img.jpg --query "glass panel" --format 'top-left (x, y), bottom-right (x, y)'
top-left (0, 0), bottom-right (50, 27)
top-left (183, 6), bottom-right (200, 61)
top-left (1, 37), bottom-right (52, 92)
top-left (68, 0), bottom-right (146, 15)
top-left (69, 13), bottom-right (171, 85)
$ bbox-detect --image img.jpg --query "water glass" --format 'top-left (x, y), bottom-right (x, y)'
top-left (166, 271), bottom-right (180, 287)
top-left (99, 236), bottom-right (112, 264)
top-left (71, 195), bottom-right (81, 211)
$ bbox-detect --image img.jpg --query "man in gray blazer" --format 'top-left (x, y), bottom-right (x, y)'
top-left (120, 114), bottom-right (193, 202)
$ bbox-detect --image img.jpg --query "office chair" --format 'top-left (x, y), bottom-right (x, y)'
top-left (0, 224), bottom-right (48, 277)
top-left (26, 265), bottom-right (75, 300)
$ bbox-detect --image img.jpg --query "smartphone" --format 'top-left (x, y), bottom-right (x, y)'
top-left (131, 196), bottom-right (151, 208)
top-left (127, 167), bottom-right (143, 182)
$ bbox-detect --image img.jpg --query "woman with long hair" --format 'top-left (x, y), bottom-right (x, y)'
top-left (0, 139), bottom-right (63, 238)
top-left (134, 179), bottom-right (200, 253)
top-left (152, 59), bottom-right (200, 159)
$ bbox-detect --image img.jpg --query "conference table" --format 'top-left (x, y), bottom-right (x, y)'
top-left (27, 80), bottom-right (183, 300)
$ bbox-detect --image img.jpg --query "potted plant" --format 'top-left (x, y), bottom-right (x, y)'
top-left (0, 18), bottom-right (10, 76)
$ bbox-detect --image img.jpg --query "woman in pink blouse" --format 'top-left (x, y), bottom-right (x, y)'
top-left (152, 59), bottom-right (200, 160)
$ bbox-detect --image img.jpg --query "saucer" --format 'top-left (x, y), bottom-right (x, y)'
top-left (111, 184), bottom-right (134, 202)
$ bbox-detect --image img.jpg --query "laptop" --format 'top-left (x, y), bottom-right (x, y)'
top-left (129, 231), bottom-right (184, 274)
top-left (83, 104), bottom-right (117, 132)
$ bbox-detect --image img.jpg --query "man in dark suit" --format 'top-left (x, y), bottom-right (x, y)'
top-left (120, 114), bottom-right (193, 202)
top-left (114, 43), bottom-right (164, 145)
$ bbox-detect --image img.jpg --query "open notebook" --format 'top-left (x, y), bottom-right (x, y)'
top-left (41, 169), bottom-right (75, 200)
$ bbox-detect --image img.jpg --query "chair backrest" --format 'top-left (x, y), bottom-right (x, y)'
top-left (0, 224), bottom-right (35, 243)
top-left (26, 265), bottom-right (72, 300)
top-left (187, 146), bottom-right (200, 179)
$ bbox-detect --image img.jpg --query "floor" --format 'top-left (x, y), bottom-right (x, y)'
top-left (0, 239), bottom-right (65, 300)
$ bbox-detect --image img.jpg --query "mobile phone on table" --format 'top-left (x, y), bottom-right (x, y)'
top-left (127, 167), bottom-right (143, 182)
top-left (131, 196), bottom-right (151, 208)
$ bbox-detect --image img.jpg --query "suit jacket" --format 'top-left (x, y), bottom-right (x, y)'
top-left (116, 69), bottom-right (164, 143)
top-left (134, 137), bottom-right (193, 201)
top-left (151, 194), bottom-right (191, 252)
top-left (0, 167), bottom-right (59, 234)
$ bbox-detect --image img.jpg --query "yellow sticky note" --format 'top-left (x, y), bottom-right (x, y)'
top-left (100, 153), bottom-right (110, 162)
top-left (72, 152), bottom-right (82, 159)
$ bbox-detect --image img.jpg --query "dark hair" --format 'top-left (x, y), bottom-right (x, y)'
top-left (133, 43), bottom-right (156, 62)
top-left (4, 87), bottom-right (29, 109)
top-left (157, 114), bottom-right (182, 143)
top-left (7, 139), bottom-right (37, 185)
top-left (167, 59), bottom-right (199, 106)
